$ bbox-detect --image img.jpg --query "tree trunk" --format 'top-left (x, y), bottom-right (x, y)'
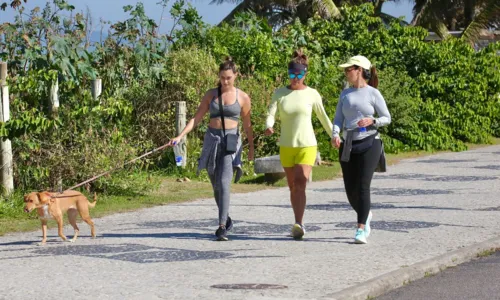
top-left (463, 0), bottom-right (476, 29)
top-left (450, 17), bottom-right (457, 31)
top-left (373, 0), bottom-right (385, 16)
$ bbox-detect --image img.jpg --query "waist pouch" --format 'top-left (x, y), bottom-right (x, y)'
top-left (351, 134), bottom-right (376, 153)
top-left (340, 132), bottom-right (377, 162)
top-left (224, 133), bottom-right (239, 154)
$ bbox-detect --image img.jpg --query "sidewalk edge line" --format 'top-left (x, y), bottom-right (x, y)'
top-left (325, 236), bottom-right (500, 300)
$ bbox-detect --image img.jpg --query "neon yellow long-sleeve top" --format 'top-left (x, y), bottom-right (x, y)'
top-left (266, 86), bottom-right (333, 148)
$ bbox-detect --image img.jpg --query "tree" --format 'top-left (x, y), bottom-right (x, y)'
top-left (461, 0), bottom-right (500, 43)
top-left (0, 0), bottom-right (26, 10)
top-left (212, 0), bottom-right (498, 44)
top-left (338, 0), bottom-right (387, 16)
top-left (210, 0), bottom-right (341, 27)
top-left (212, 0), bottom-right (410, 28)
top-left (411, 0), bottom-right (500, 42)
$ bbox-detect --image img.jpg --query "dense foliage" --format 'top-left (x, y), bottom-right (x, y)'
top-left (0, 1), bottom-right (498, 193)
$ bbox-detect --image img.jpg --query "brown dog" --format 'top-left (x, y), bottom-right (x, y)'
top-left (23, 190), bottom-right (97, 245)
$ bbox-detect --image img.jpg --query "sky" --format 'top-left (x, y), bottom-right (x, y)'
top-left (0, 0), bottom-right (414, 31)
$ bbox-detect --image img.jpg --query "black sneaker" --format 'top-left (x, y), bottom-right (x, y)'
top-left (226, 217), bottom-right (233, 232)
top-left (215, 226), bottom-right (228, 241)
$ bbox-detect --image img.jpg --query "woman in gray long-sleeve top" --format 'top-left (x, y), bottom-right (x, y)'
top-left (331, 55), bottom-right (391, 244)
top-left (169, 57), bottom-right (254, 241)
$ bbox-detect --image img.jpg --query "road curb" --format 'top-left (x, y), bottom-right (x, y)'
top-left (325, 236), bottom-right (500, 300)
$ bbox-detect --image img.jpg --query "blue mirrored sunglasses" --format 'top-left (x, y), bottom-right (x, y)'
top-left (288, 70), bottom-right (305, 79)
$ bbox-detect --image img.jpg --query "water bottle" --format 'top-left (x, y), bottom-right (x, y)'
top-left (173, 141), bottom-right (183, 167)
top-left (357, 111), bottom-right (367, 132)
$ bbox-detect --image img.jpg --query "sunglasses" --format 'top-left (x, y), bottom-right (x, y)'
top-left (288, 70), bottom-right (306, 79)
top-left (344, 66), bottom-right (360, 73)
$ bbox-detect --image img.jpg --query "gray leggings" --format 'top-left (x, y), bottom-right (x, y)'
top-left (207, 127), bottom-right (236, 225)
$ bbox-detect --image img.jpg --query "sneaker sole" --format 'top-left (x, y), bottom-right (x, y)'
top-left (291, 224), bottom-right (305, 240)
top-left (354, 238), bottom-right (367, 244)
top-left (216, 237), bottom-right (229, 241)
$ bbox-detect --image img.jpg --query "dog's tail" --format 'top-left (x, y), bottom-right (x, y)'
top-left (87, 192), bottom-right (97, 209)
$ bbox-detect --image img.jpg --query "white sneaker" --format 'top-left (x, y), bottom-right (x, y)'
top-left (291, 223), bottom-right (305, 240)
top-left (365, 211), bottom-right (373, 238)
top-left (354, 228), bottom-right (367, 244)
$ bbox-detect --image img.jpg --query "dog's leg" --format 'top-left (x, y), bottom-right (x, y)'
top-left (54, 215), bottom-right (67, 242)
top-left (79, 203), bottom-right (96, 238)
top-left (82, 217), bottom-right (96, 238)
top-left (68, 209), bottom-right (79, 243)
top-left (38, 220), bottom-right (48, 246)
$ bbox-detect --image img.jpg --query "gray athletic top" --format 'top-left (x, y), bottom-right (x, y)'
top-left (209, 88), bottom-right (241, 121)
top-left (332, 85), bottom-right (391, 140)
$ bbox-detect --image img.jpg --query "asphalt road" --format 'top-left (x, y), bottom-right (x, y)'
top-left (376, 251), bottom-right (500, 300)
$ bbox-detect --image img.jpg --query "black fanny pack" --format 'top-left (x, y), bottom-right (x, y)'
top-left (218, 86), bottom-right (239, 154)
top-left (340, 131), bottom-right (378, 162)
top-left (351, 133), bottom-right (376, 153)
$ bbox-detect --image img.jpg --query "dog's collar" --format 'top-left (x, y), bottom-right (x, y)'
top-left (34, 203), bottom-right (50, 209)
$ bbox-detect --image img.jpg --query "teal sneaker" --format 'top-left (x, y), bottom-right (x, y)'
top-left (354, 228), bottom-right (367, 244)
top-left (365, 211), bottom-right (373, 238)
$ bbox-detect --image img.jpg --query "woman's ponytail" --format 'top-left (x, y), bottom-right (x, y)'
top-left (368, 66), bottom-right (379, 88)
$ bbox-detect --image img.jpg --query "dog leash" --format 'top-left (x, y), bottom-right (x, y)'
top-left (52, 142), bottom-right (172, 197)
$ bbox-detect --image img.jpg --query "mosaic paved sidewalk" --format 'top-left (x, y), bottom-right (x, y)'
top-left (1, 146), bottom-right (500, 300)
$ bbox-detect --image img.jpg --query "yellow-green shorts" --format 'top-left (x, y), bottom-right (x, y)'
top-left (279, 146), bottom-right (317, 168)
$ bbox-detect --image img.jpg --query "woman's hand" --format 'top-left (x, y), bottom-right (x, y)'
top-left (357, 118), bottom-right (374, 128)
top-left (167, 136), bottom-right (182, 147)
top-left (264, 127), bottom-right (274, 136)
top-left (331, 136), bottom-right (341, 149)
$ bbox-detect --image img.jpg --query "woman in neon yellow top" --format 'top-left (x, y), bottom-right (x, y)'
top-left (265, 49), bottom-right (333, 240)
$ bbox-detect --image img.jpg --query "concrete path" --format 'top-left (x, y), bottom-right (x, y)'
top-left (1, 146), bottom-right (500, 300)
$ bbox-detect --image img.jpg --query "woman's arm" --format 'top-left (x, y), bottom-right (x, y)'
top-left (372, 89), bottom-right (391, 127)
top-left (312, 91), bottom-right (333, 137)
top-left (332, 94), bottom-right (344, 138)
top-left (240, 91), bottom-right (254, 161)
top-left (265, 90), bottom-right (279, 129)
top-left (264, 89), bottom-right (279, 135)
top-left (169, 90), bottom-right (212, 145)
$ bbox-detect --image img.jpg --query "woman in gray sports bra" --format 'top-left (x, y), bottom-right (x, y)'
top-left (169, 57), bottom-right (254, 241)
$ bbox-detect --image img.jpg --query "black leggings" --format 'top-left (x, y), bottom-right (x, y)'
top-left (339, 139), bottom-right (382, 224)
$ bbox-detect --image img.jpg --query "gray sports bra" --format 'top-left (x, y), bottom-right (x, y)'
top-left (209, 88), bottom-right (241, 121)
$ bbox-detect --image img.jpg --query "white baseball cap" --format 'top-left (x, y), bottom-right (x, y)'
top-left (339, 55), bottom-right (372, 70)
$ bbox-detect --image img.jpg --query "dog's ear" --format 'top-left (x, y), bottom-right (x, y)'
top-left (37, 192), bottom-right (52, 204)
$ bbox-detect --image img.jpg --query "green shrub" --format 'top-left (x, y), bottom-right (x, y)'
top-left (1, 1), bottom-right (499, 196)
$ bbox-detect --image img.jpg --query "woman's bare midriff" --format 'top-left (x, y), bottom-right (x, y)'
top-left (209, 118), bottom-right (239, 130)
